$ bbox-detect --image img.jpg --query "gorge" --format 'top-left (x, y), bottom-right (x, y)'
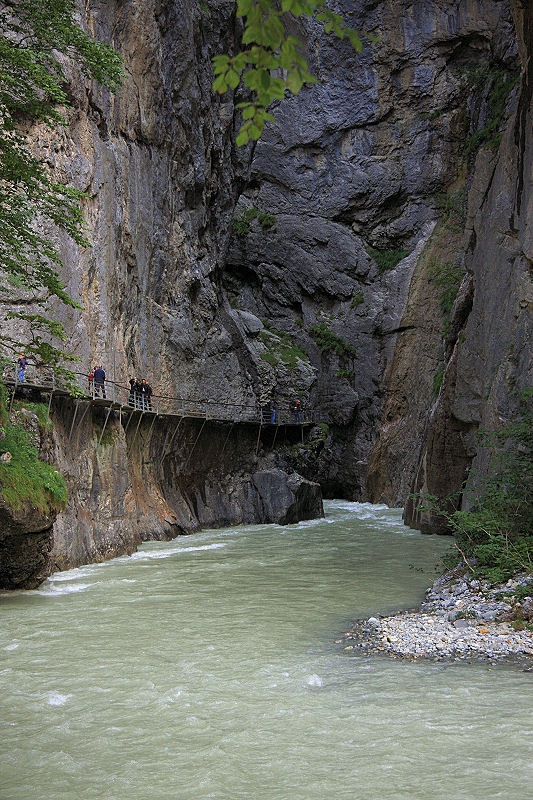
top-left (0, 0), bottom-right (532, 588)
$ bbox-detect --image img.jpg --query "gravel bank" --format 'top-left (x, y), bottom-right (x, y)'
top-left (341, 573), bottom-right (533, 665)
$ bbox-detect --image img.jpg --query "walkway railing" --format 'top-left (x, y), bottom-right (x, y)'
top-left (2, 363), bottom-right (318, 426)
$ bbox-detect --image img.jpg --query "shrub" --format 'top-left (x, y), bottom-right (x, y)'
top-left (337, 368), bottom-right (354, 380)
top-left (0, 420), bottom-right (67, 513)
top-left (433, 366), bottom-right (444, 395)
top-left (350, 292), bottom-right (364, 308)
top-left (463, 66), bottom-right (519, 160)
top-left (13, 400), bottom-right (51, 428)
top-left (366, 245), bottom-right (408, 272)
top-left (258, 212), bottom-right (276, 229)
top-left (260, 327), bottom-right (309, 371)
top-left (309, 322), bottom-right (355, 357)
top-left (233, 207), bottom-right (277, 236)
top-left (420, 389), bottom-right (533, 582)
top-left (260, 352), bottom-right (278, 367)
top-left (233, 206), bottom-right (258, 236)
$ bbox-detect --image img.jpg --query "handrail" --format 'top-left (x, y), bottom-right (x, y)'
top-left (2, 362), bottom-right (319, 426)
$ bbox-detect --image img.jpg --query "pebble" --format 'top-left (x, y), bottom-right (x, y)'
top-left (342, 572), bottom-right (533, 664)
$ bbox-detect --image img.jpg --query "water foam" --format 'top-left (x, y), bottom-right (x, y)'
top-left (36, 582), bottom-right (94, 596)
top-left (307, 674), bottom-right (323, 687)
top-left (47, 692), bottom-right (72, 706)
top-left (48, 567), bottom-right (95, 582)
top-left (127, 542), bottom-right (227, 562)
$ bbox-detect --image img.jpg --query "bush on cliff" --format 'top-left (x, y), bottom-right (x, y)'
top-left (422, 389), bottom-right (533, 582)
top-left (0, 383), bottom-right (67, 514)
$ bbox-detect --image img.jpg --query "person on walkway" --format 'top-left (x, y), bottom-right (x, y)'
top-left (88, 367), bottom-right (95, 395)
top-left (292, 398), bottom-right (302, 424)
top-left (17, 354), bottom-right (27, 383)
top-left (141, 379), bottom-right (153, 411)
top-left (93, 365), bottom-right (106, 398)
top-left (270, 400), bottom-right (276, 424)
top-left (129, 376), bottom-right (138, 408)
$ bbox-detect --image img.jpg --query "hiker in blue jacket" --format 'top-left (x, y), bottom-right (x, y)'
top-left (93, 366), bottom-right (106, 398)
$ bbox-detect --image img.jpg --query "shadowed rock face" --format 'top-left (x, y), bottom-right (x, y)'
top-left (224, 0), bottom-right (520, 498)
top-left (2, 0), bottom-right (531, 575)
top-left (404, 0), bottom-right (533, 532)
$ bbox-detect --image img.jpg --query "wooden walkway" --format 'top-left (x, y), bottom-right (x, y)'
top-left (3, 369), bottom-right (316, 429)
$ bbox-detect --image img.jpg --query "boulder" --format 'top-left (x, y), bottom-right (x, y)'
top-left (252, 469), bottom-right (323, 525)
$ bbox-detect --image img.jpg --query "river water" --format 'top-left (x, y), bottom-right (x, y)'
top-left (1, 501), bottom-right (532, 799)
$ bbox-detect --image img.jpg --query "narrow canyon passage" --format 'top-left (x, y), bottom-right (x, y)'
top-left (1, 502), bottom-right (531, 800)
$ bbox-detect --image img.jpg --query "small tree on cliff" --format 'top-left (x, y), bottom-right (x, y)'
top-left (0, 0), bottom-right (122, 376)
top-left (213, 0), bottom-right (366, 145)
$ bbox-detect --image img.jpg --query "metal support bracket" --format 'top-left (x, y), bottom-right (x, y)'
top-left (68, 400), bottom-right (79, 441)
top-left (97, 405), bottom-right (113, 449)
top-left (184, 418), bottom-right (207, 469)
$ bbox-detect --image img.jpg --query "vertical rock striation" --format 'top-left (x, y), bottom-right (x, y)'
top-left (405, 0), bottom-right (533, 532)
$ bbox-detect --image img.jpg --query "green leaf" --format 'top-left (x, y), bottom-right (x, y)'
top-left (286, 69), bottom-right (304, 94)
top-left (236, 0), bottom-right (254, 16)
top-left (212, 74), bottom-right (227, 93)
top-left (226, 69), bottom-right (240, 89)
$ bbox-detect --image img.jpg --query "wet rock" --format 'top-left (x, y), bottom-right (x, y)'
top-left (252, 469), bottom-right (323, 525)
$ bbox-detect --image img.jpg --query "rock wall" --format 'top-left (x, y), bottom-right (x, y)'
top-left (221, 0), bottom-right (521, 499)
top-left (2, 0), bottom-right (531, 572)
top-left (0, 393), bottom-right (322, 588)
top-left (404, 0), bottom-right (533, 532)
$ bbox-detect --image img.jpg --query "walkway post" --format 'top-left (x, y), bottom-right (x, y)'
top-left (184, 418), bottom-right (207, 468)
top-left (68, 400), bottom-right (79, 441)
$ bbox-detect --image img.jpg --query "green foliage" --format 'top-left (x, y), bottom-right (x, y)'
top-left (0, 0), bottom-right (122, 381)
top-left (463, 66), bottom-right (519, 161)
top-left (233, 206), bottom-right (277, 235)
top-left (337, 368), bottom-right (354, 380)
top-left (350, 292), bottom-right (364, 308)
top-left (0, 382), bottom-right (67, 513)
top-left (315, 422), bottom-right (329, 440)
top-left (13, 400), bottom-right (51, 428)
top-left (428, 259), bottom-right (463, 338)
top-left (433, 366), bottom-right (444, 395)
top-left (212, 0), bottom-right (366, 145)
top-left (260, 352), bottom-right (278, 366)
top-left (421, 390), bottom-right (533, 582)
top-left (258, 211), bottom-right (277, 229)
top-left (233, 205), bottom-right (258, 235)
top-left (260, 327), bottom-right (309, 371)
top-left (366, 245), bottom-right (409, 272)
top-left (93, 423), bottom-right (114, 447)
top-left (309, 322), bottom-right (355, 358)
top-left (435, 189), bottom-right (465, 231)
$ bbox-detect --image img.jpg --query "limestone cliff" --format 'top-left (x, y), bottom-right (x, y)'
top-left (0, 392), bottom-right (322, 588)
top-left (404, 0), bottom-right (533, 532)
top-left (2, 0), bottom-right (532, 581)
